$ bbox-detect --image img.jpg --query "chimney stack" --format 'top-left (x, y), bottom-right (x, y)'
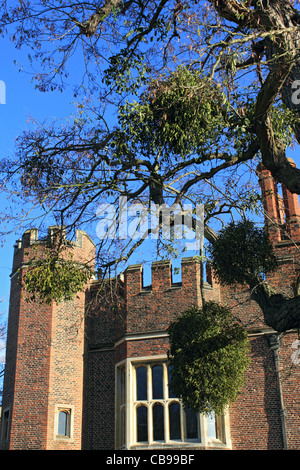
top-left (257, 159), bottom-right (300, 243)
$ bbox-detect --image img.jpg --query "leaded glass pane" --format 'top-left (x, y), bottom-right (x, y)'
top-left (120, 407), bottom-right (125, 447)
top-left (186, 408), bottom-right (198, 439)
top-left (152, 365), bottom-right (163, 399)
top-left (169, 402), bottom-right (181, 440)
top-left (207, 413), bottom-right (217, 439)
top-left (136, 366), bottom-right (147, 401)
top-left (137, 406), bottom-right (148, 442)
top-left (153, 403), bottom-right (164, 441)
top-left (58, 411), bottom-right (67, 436)
top-left (167, 365), bottom-right (176, 398)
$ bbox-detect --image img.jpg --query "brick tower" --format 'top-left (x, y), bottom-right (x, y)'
top-left (0, 227), bottom-right (95, 450)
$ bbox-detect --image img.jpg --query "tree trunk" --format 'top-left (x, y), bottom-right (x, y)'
top-left (211, 0), bottom-right (300, 194)
top-left (250, 281), bottom-right (300, 332)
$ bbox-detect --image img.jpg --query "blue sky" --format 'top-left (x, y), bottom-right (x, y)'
top-left (0, 36), bottom-right (77, 325)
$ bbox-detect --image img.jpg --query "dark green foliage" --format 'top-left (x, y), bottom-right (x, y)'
top-left (168, 302), bottom-right (250, 415)
top-left (209, 219), bottom-right (278, 286)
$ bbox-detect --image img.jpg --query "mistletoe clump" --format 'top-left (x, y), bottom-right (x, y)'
top-left (23, 251), bottom-right (93, 305)
top-left (209, 219), bottom-right (278, 286)
top-left (116, 66), bottom-right (228, 162)
top-left (168, 302), bottom-right (250, 415)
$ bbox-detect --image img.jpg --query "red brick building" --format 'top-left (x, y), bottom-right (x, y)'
top-left (1, 164), bottom-right (300, 450)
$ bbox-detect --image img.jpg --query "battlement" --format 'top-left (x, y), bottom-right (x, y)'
top-left (12, 226), bottom-right (96, 276)
top-left (13, 225), bottom-right (95, 251)
top-left (117, 257), bottom-right (220, 335)
top-left (88, 256), bottom-right (221, 348)
top-left (122, 257), bottom-right (216, 293)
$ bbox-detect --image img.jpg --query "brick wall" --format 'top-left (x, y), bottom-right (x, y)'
top-left (83, 349), bottom-right (115, 450)
top-left (229, 335), bottom-right (283, 449)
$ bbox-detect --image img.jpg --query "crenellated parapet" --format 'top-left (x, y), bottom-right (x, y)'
top-left (123, 257), bottom-right (218, 296)
top-left (87, 256), bottom-right (222, 361)
top-left (11, 226), bottom-right (96, 277)
top-left (119, 257), bottom-right (220, 335)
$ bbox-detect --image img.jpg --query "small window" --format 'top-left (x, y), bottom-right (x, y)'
top-left (55, 406), bottom-right (73, 439)
top-left (1, 408), bottom-right (10, 441)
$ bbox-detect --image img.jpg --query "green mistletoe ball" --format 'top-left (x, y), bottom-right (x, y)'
top-left (168, 302), bottom-right (250, 415)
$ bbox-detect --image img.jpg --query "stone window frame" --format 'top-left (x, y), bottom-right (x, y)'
top-left (115, 355), bottom-right (232, 449)
top-left (54, 404), bottom-right (74, 441)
